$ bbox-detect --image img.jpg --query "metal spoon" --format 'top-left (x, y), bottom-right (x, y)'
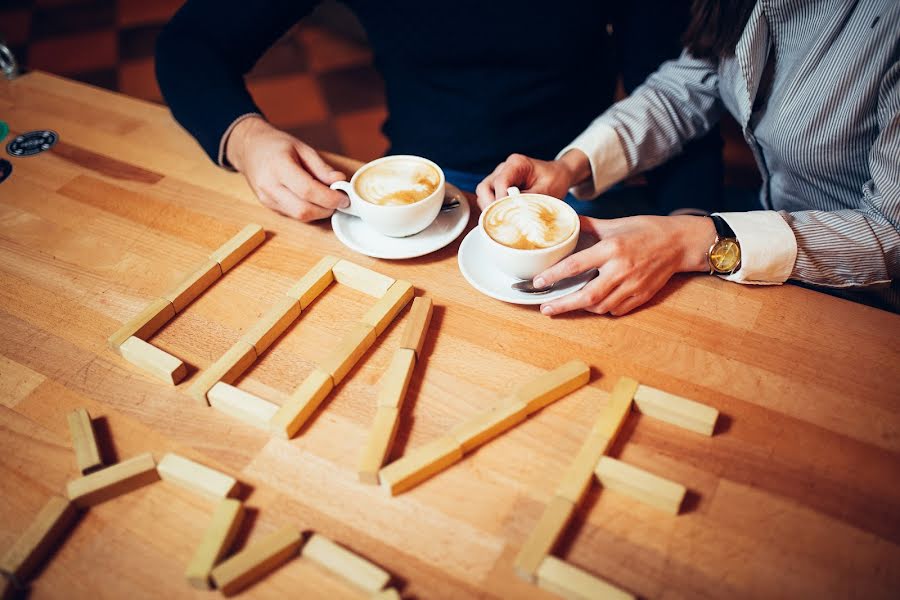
top-left (511, 279), bottom-right (554, 294)
top-left (440, 198), bottom-right (460, 212)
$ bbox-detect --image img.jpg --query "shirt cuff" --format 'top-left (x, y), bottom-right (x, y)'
top-left (555, 122), bottom-right (629, 200)
top-left (715, 211), bottom-right (798, 285)
top-left (217, 112), bottom-right (264, 170)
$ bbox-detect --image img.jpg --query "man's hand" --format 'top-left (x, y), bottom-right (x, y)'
top-left (226, 116), bottom-right (349, 221)
top-left (475, 150), bottom-right (592, 209)
top-left (535, 215), bottom-right (717, 316)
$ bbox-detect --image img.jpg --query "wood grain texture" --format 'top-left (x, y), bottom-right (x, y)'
top-left (1, 72), bottom-right (899, 600)
top-left (0, 496), bottom-right (79, 581)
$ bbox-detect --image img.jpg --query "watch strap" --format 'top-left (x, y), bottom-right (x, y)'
top-left (710, 214), bottom-right (736, 240)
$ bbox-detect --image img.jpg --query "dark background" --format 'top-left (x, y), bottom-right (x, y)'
top-left (1, 0), bottom-right (758, 184)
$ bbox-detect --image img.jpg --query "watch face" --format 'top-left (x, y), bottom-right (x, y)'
top-left (709, 239), bottom-right (741, 273)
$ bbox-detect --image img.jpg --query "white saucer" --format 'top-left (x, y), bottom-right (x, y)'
top-left (457, 228), bottom-right (596, 305)
top-left (331, 192), bottom-right (470, 260)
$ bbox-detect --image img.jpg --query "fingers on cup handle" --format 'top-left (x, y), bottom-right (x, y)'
top-left (296, 143), bottom-right (345, 185)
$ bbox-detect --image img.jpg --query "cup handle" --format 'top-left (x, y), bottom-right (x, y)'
top-left (506, 186), bottom-right (521, 197)
top-left (330, 180), bottom-right (358, 216)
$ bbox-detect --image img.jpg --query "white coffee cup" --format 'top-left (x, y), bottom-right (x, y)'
top-left (479, 187), bottom-right (580, 279)
top-left (330, 155), bottom-right (445, 238)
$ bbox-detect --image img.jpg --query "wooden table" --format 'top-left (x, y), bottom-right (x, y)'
top-left (1, 71), bottom-right (899, 599)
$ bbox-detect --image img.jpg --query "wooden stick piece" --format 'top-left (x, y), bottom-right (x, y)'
top-left (332, 260), bottom-right (395, 297)
top-left (375, 349), bottom-right (416, 408)
top-left (0, 496), bottom-right (79, 581)
top-left (162, 259), bottom-right (223, 313)
top-left (185, 498), bottom-right (245, 590)
top-left (301, 534), bottom-right (391, 593)
top-left (553, 433), bottom-right (611, 505)
top-left (318, 323), bottom-right (376, 385)
top-left (210, 526), bottom-right (303, 596)
top-left (118, 336), bottom-right (187, 385)
top-left (398, 296), bottom-right (433, 358)
top-left (512, 360), bottom-right (591, 412)
top-left (448, 401), bottom-right (529, 453)
top-left (65, 452), bottom-right (159, 508)
top-left (107, 297), bottom-right (175, 350)
top-left (536, 555), bottom-right (634, 600)
top-left (513, 495), bottom-right (575, 582)
top-left (157, 453), bottom-right (238, 500)
top-left (633, 385), bottom-right (718, 436)
top-left (240, 296), bottom-right (301, 356)
top-left (66, 408), bottom-right (103, 475)
top-left (595, 457), bottom-right (687, 515)
top-left (285, 255), bottom-right (339, 308)
top-left (378, 435), bottom-right (462, 496)
top-left (358, 406), bottom-right (401, 484)
top-left (269, 369), bottom-right (334, 439)
top-left (371, 588), bottom-right (401, 599)
top-left (187, 341), bottom-right (258, 404)
top-left (591, 377), bottom-right (639, 440)
top-left (360, 280), bottom-right (414, 335)
top-left (209, 224), bottom-right (265, 273)
top-left (208, 383), bottom-right (279, 430)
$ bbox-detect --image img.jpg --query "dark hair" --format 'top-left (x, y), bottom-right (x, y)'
top-left (683, 0), bottom-right (757, 59)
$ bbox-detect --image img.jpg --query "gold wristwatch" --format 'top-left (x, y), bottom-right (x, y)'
top-left (707, 215), bottom-right (741, 275)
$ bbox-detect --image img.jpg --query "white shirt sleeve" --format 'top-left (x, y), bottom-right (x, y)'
top-left (715, 211), bottom-right (798, 285)
top-left (555, 122), bottom-right (630, 200)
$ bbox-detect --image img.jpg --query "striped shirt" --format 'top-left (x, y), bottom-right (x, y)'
top-left (567, 0), bottom-right (899, 311)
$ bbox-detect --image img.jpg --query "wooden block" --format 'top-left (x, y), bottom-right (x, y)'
top-left (375, 348), bottom-right (416, 408)
top-left (554, 432), bottom-right (613, 504)
top-left (633, 385), bottom-right (718, 436)
top-left (318, 323), bottom-right (376, 385)
top-left (512, 360), bottom-right (590, 412)
top-left (285, 255), bottom-right (339, 308)
top-left (358, 406), bottom-right (401, 484)
top-left (332, 259), bottom-right (395, 297)
top-left (240, 296), bottom-right (301, 355)
top-left (65, 452), bottom-right (159, 508)
top-left (187, 341), bottom-right (257, 404)
top-left (209, 223), bottom-right (265, 273)
top-left (398, 296), bottom-right (433, 358)
top-left (0, 496), bottom-right (78, 581)
top-left (371, 588), bottom-right (401, 600)
top-left (157, 453), bottom-right (238, 500)
top-left (269, 369), bottom-right (334, 439)
top-left (185, 498), bottom-right (245, 590)
top-left (537, 555), bottom-right (634, 600)
top-left (595, 457), bottom-right (687, 515)
top-left (208, 382), bottom-right (279, 430)
top-left (378, 435), bottom-right (462, 496)
top-left (66, 407), bottom-right (103, 475)
top-left (301, 534), bottom-right (391, 593)
top-left (118, 336), bottom-right (187, 385)
top-left (448, 400), bottom-right (529, 453)
top-left (360, 280), bottom-right (414, 335)
top-left (591, 377), bottom-right (639, 440)
top-left (210, 526), bottom-right (302, 596)
top-left (163, 259), bottom-right (222, 313)
top-left (107, 297), bottom-right (175, 350)
top-left (513, 495), bottom-right (575, 582)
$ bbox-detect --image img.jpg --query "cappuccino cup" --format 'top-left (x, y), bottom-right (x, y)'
top-left (479, 187), bottom-right (580, 279)
top-left (331, 155), bottom-right (445, 237)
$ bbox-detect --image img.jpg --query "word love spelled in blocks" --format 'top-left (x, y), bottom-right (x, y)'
top-left (515, 377), bottom-right (719, 599)
top-left (0, 410), bottom-right (401, 599)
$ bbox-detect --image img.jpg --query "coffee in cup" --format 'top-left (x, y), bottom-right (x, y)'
top-left (479, 187), bottom-right (579, 279)
top-left (331, 155), bottom-right (445, 237)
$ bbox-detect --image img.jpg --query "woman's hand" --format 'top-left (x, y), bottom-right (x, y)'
top-left (536, 215), bottom-right (717, 316)
top-left (226, 116), bottom-right (350, 221)
top-left (475, 151), bottom-right (592, 209)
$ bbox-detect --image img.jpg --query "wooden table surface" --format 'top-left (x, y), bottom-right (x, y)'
top-left (1, 71), bottom-right (899, 599)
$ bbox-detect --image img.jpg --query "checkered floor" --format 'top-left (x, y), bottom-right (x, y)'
top-left (1, 0), bottom-right (390, 161)
top-left (2, 0), bottom-right (757, 183)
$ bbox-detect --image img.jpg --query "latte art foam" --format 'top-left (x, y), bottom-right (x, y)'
top-left (483, 195), bottom-right (575, 250)
top-left (354, 159), bottom-right (441, 206)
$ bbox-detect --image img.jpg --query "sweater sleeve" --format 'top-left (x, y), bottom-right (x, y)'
top-left (155, 0), bottom-right (316, 165)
